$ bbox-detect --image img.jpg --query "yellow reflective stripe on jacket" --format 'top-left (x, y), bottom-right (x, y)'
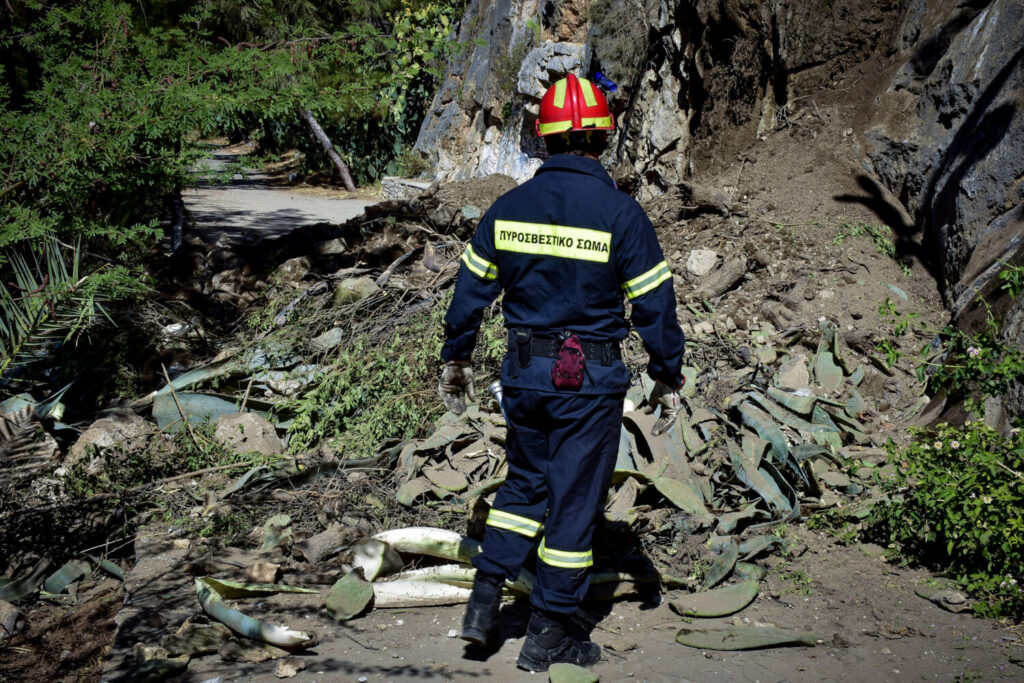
top-left (494, 220), bottom-right (611, 263)
top-left (461, 244), bottom-right (498, 280)
top-left (622, 260), bottom-right (671, 300)
top-left (486, 509), bottom-right (542, 538)
top-left (553, 78), bottom-right (567, 109)
top-left (538, 538), bottom-right (593, 569)
top-left (579, 78), bottom-right (598, 107)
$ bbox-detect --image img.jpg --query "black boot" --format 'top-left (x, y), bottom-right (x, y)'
top-left (516, 609), bottom-right (601, 672)
top-left (460, 574), bottom-right (502, 646)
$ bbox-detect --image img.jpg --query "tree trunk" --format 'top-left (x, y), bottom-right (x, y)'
top-left (300, 109), bottom-right (357, 192)
top-left (168, 188), bottom-right (184, 253)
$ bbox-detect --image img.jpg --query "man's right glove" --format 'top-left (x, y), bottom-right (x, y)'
top-left (438, 361), bottom-right (476, 415)
top-left (645, 379), bottom-right (684, 436)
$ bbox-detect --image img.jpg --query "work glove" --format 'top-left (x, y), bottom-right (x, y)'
top-left (645, 379), bottom-right (684, 436)
top-left (438, 361), bottom-right (476, 415)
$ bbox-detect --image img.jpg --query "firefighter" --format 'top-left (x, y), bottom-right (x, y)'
top-left (438, 73), bottom-right (686, 672)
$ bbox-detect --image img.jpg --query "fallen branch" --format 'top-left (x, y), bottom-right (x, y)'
top-left (300, 109), bottom-right (356, 191)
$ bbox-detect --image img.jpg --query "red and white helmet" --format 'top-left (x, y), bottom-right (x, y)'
top-left (535, 74), bottom-right (615, 137)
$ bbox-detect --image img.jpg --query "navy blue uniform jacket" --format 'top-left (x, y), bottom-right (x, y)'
top-left (441, 154), bottom-right (685, 395)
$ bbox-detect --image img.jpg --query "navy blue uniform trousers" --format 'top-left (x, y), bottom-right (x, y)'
top-left (473, 386), bottom-right (625, 614)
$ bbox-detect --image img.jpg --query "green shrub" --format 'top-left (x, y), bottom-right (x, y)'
top-left (917, 302), bottom-right (1024, 418)
top-left (866, 421), bottom-right (1024, 619)
top-left (280, 290), bottom-right (506, 457)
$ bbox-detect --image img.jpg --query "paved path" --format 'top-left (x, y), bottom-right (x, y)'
top-left (183, 154), bottom-right (376, 242)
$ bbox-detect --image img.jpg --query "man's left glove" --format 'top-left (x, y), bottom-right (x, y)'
top-left (438, 361), bottom-right (476, 415)
top-left (645, 379), bottom-right (684, 436)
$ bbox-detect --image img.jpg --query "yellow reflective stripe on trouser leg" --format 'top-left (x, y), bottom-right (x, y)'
top-left (461, 244), bottom-right (498, 280)
top-left (622, 260), bottom-right (672, 300)
top-left (486, 509), bottom-right (542, 538)
top-left (537, 537), bottom-right (593, 569)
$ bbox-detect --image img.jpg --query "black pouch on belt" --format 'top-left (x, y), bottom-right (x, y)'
top-left (551, 331), bottom-right (585, 390)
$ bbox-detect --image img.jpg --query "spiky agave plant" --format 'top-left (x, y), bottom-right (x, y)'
top-left (0, 236), bottom-right (113, 382)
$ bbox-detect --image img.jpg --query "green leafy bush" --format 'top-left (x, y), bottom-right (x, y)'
top-left (866, 422), bottom-right (1024, 619)
top-left (918, 303), bottom-right (1024, 417)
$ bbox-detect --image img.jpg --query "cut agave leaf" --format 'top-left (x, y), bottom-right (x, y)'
top-left (195, 577), bottom-right (317, 650)
top-left (396, 478), bottom-right (433, 507)
top-left (43, 559), bottom-right (90, 595)
top-left (86, 555), bottom-right (125, 581)
top-left (738, 400), bottom-right (789, 463)
top-left (549, 662), bottom-right (600, 683)
top-left (703, 539), bottom-right (738, 589)
top-left (200, 577), bottom-right (317, 599)
top-left (372, 527), bottom-right (482, 564)
top-left (670, 581), bottom-right (758, 617)
top-left (652, 476), bottom-right (711, 518)
top-left (349, 538), bottom-right (404, 582)
top-left (326, 570), bottom-right (375, 621)
top-left (0, 559), bottom-right (50, 602)
top-left (372, 579), bottom-right (473, 608)
top-left (737, 535), bottom-right (787, 560)
top-left (733, 561), bottom-right (767, 582)
top-left (766, 386), bottom-right (816, 415)
top-left (813, 350), bottom-right (843, 394)
top-left (262, 514), bottom-right (292, 551)
top-left (675, 625), bottom-right (817, 650)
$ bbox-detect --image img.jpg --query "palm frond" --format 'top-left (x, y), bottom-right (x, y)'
top-left (0, 236), bottom-right (111, 378)
top-left (0, 406), bottom-right (59, 485)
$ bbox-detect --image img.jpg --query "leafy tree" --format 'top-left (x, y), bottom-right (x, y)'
top-left (0, 0), bottom-right (458, 384)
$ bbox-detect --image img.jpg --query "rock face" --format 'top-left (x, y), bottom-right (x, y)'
top-left (417, 0), bottom-right (896, 197)
top-left (859, 0), bottom-right (1024, 314)
top-left (417, 0), bottom-right (1022, 401)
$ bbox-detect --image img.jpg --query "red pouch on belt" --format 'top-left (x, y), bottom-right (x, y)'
top-left (551, 334), bottom-right (585, 390)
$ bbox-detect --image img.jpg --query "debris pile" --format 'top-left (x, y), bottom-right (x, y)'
top-left (0, 171), bottom-right (956, 678)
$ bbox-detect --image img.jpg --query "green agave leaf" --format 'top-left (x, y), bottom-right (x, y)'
top-left (653, 475), bottom-right (711, 518)
top-left (0, 559), bottom-right (51, 602)
top-left (675, 625), bottom-right (817, 650)
top-left (196, 577), bottom-right (317, 649)
top-left (703, 538), bottom-right (738, 589)
top-left (733, 561), bottom-right (767, 582)
top-left (766, 386), bottom-right (816, 415)
top-left (326, 570), bottom-right (375, 622)
top-left (43, 559), bottom-right (90, 595)
top-left (738, 400), bottom-right (791, 465)
top-left (670, 581), bottom-right (758, 617)
top-left (201, 577), bottom-right (317, 599)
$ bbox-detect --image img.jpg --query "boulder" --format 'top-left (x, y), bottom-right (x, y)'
top-left (68, 412), bottom-right (152, 465)
top-left (273, 256), bottom-right (312, 285)
top-left (332, 277), bottom-right (381, 306)
top-left (686, 249), bottom-right (718, 277)
top-left (213, 413), bottom-right (284, 456)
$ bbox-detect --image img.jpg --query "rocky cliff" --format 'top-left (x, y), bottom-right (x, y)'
top-left (415, 0), bottom-right (1023, 343)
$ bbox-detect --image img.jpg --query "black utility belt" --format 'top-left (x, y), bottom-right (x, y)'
top-left (525, 338), bottom-right (622, 361)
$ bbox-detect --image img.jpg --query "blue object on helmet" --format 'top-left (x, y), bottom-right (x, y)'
top-left (593, 72), bottom-right (618, 93)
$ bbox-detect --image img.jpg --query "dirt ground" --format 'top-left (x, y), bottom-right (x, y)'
top-left (3, 56), bottom-right (1021, 683)
top-left (82, 525), bottom-right (1024, 682)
